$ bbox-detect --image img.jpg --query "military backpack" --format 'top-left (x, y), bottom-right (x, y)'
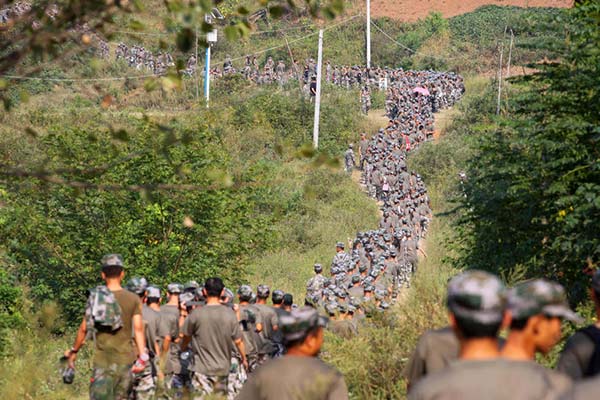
top-left (85, 285), bottom-right (123, 334)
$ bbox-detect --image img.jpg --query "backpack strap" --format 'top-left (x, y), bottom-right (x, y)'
top-left (579, 325), bottom-right (600, 377)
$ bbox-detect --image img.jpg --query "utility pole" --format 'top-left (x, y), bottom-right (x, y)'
top-left (203, 9), bottom-right (223, 108)
top-left (204, 44), bottom-right (211, 108)
top-left (506, 29), bottom-right (514, 78)
top-left (313, 29), bottom-right (324, 149)
top-left (195, 26), bottom-right (199, 101)
top-left (366, 0), bottom-right (371, 68)
top-left (496, 26), bottom-right (507, 115)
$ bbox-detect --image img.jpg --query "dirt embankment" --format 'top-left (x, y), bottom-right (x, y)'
top-left (363, 0), bottom-right (573, 22)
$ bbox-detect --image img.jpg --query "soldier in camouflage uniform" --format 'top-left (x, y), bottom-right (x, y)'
top-left (502, 279), bottom-right (582, 362)
top-left (344, 144), bottom-right (356, 174)
top-left (159, 283), bottom-right (187, 399)
top-left (409, 270), bottom-right (573, 400)
top-left (180, 277), bottom-right (248, 399)
top-left (557, 269), bottom-right (600, 381)
top-left (237, 285), bottom-right (262, 373)
top-left (306, 264), bottom-right (327, 297)
top-left (360, 86), bottom-right (371, 115)
top-left (64, 254), bottom-right (148, 400)
top-left (238, 307), bottom-right (348, 399)
top-left (126, 277), bottom-right (162, 400)
top-left (331, 242), bottom-right (351, 273)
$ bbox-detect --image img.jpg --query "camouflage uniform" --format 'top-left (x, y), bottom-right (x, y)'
top-left (306, 264), bottom-right (327, 296)
top-left (331, 244), bottom-right (352, 273)
top-left (90, 364), bottom-right (133, 400)
top-left (190, 373), bottom-right (228, 398)
top-left (344, 145), bottom-right (356, 174)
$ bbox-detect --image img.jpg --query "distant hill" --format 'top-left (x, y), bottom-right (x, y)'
top-left (367, 0), bottom-right (573, 21)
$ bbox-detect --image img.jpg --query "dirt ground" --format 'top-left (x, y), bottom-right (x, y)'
top-left (360, 0), bottom-right (573, 22)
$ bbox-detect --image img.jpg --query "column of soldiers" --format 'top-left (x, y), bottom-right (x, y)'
top-left (65, 253), bottom-right (350, 399)
top-left (65, 255), bottom-right (600, 400)
top-left (306, 70), bottom-right (464, 321)
top-left (404, 269), bottom-right (600, 400)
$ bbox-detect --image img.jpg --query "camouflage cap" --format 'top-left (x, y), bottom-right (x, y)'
top-left (101, 253), bottom-right (124, 268)
top-left (180, 292), bottom-right (195, 305)
top-left (238, 285), bottom-right (253, 301)
top-left (183, 280), bottom-right (200, 291)
top-left (592, 270), bottom-right (600, 292)
top-left (507, 279), bottom-right (582, 323)
top-left (325, 302), bottom-right (338, 316)
top-left (167, 283), bottom-right (183, 294)
top-left (446, 270), bottom-right (506, 324)
top-left (272, 289), bottom-right (285, 303)
top-left (126, 277), bottom-right (148, 295)
top-left (146, 286), bottom-right (161, 298)
top-left (314, 263), bottom-right (323, 273)
top-left (257, 284), bottom-right (270, 298)
top-left (351, 274), bottom-right (361, 284)
top-left (336, 241), bottom-right (345, 249)
top-left (338, 303), bottom-right (348, 313)
top-left (279, 306), bottom-right (329, 342)
top-left (359, 264), bottom-right (368, 273)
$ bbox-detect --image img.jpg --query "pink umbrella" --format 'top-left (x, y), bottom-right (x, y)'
top-left (413, 86), bottom-right (430, 96)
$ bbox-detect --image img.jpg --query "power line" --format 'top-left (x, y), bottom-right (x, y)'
top-left (370, 20), bottom-right (467, 62)
top-left (109, 23), bottom-right (316, 38)
top-left (213, 14), bottom-right (361, 65)
top-left (1, 73), bottom-right (157, 82)
top-left (1, 14), bottom-right (360, 82)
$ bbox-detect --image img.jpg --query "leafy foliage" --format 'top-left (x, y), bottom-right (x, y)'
top-left (455, 2), bottom-right (600, 301)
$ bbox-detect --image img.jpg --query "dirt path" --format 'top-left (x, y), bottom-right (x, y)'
top-left (433, 107), bottom-right (460, 142)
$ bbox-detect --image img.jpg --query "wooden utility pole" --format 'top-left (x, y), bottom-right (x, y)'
top-left (195, 26), bottom-right (199, 101)
top-left (313, 29), bottom-right (324, 149)
top-left (506, 29), bottom-right (514, 78)
top-left (366, 0), bottom-right (371, 68)
top-left (496, 26), bottom-right (507, 115)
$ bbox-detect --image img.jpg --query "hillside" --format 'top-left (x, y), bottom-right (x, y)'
top-left (367, 0), bottom-right (573, 21)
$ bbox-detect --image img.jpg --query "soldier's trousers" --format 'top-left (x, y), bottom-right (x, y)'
top-left (163, 372), bottom-right (190, 399)
top-left (227, 357), bottom-right (247, 400)
top-left (190, 372), bottom-right (228, 400)
top-left (90, 363), bottom-right (133, 400)
top-left (132, 359), bottom-right (157, 400)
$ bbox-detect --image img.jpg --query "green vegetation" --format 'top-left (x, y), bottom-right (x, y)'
top-left (452, 2), bottom-right (600, 302)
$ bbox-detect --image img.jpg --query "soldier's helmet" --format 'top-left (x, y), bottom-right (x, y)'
top-left (257, 284), bottom-right (270, 298)
top-left (126, 277), bottom-right (148, 295)
top-left (237, 285), bottom-right (253, 302)
top-left (314, 263), bottom-right (323, 273)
